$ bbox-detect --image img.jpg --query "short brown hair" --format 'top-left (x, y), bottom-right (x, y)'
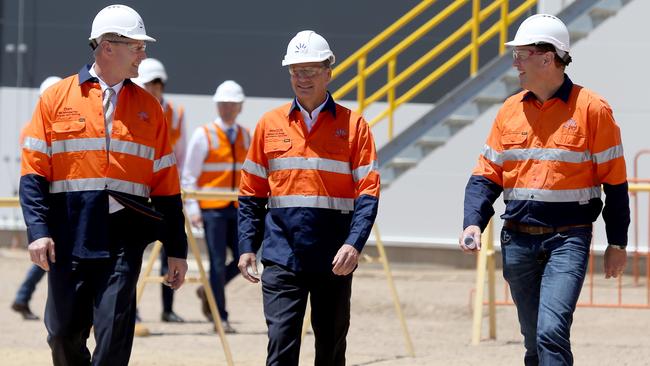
top-left (534, 43), bottom-right (572, 67)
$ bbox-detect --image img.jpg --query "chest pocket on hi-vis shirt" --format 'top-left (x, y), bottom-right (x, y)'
top-left (553, 131), bottom-right (586, 151)
top-left (51, 120), bottom-right (86, 138)
top-left (264, 137), bottom-right (292, 158)
top-left (501, 131), bottom-right (528, 150)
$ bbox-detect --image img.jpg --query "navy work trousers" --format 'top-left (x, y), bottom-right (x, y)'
top-left (14, 264), bottom-right (46, 305)
top-left (202, 205), bottom-right (239, 321)
top-left (501, 227), bottom-right (592, 366)
top-left (44, 220), bottom-right (147, 365)
top-left (262, 263), bottom-right (353, 366)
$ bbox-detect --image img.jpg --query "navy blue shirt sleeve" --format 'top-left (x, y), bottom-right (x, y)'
top-left (151, 194), bottom-right (188, 259)
top-left (345, 194), bottom-right (379, 252)
top-left (238, 195), bottom-right (268, 254)
top-left (19, 174), bottom-right (51, 244)
top-left (463, 175), bottom-right (503, 231)
top-left (602, 182), bottom-right (630, 246)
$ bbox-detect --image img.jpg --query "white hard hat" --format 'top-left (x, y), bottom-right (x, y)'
top-left (282, 30), bottom-right (336, 67)
top-left (213, 80), bottom-right (245, 103)
top-left (39, 76), bottom-right (62, 96)
top-left (133, 58), bottom-right (167, 87)
top-left (505, 14), bottom-right (570, 57)
top-left (89, 4), bottom-right (156, 42)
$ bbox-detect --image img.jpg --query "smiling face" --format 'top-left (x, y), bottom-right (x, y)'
top-left (288, 61), bottom-right (331, 112)
top-left (512, 46), bottom-right (552, 91)
top-left (99, 35), bottom-right (147, 82)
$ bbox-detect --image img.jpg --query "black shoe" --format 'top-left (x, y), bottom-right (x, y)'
top-left (11, 302), bottom-right (39, 320)
top-left (196, 286), bottom-right (213, 322)
top-left (215, 320), bottom-right (236, 334)
top-left (161, 311), bottom-right (185, 323)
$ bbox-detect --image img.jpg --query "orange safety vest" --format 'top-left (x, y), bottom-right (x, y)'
top-left (163, 100), bottom-right (184, 149)
top-left (197, 123), bottom-right (250, 209)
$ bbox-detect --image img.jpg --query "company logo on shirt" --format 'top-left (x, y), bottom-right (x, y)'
top-left (334, 128), bottom-right (347, 139)
top-left (138, 111), bottom-right (149, 122)
top-left (563, 118), bottom-right (578, 130)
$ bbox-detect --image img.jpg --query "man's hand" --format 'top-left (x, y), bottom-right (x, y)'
top-left (459, 225), bottom-right (482, 253)
top-left (238, 253), bottom-right (259, 283)
top-left (604, 245), bottom-right (627, 279)
top-left (28, 237), bottom-right (55, 271)
top-left (190, 214), bottom-right (203, 229)
top-left (332, 244), bottom-right (359, 276)
top-left (165, 257), bottom-right (188, 290)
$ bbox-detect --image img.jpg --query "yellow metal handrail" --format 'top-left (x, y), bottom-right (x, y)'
top-left (331, 0), bottom-right (538, 139)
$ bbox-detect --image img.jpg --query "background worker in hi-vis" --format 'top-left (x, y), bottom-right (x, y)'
top-left (237, 30), bottom-right (380, 365)
top-left (19, 5), bottom-right (188, 365)
top-left (460, 14), bottom-right (629, 366)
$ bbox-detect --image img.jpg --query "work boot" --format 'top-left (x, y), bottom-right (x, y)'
top-left (215, 320), bottom-right (236, 334)
top-left (11, 302), bottom-right (39, 320)
top-left (161, 311), bottom-right (185, 323)
top-left (196, 286), bottom-right (213, 321)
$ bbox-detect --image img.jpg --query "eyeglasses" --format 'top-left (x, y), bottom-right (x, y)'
top-left (105, 39), bottom-right (147, 52)
top-left (512, 49), bottom-right (547, 61)
top-left (288, 66), bottom-right (325, 78)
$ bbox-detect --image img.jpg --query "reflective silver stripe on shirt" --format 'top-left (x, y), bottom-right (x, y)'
top-left (51, 138), bottom-right (105, 154)
top-left (207, 125), bottom-right (220, 150)
top-left (503, 186), bottom-right (601, 202)
top-left (268, 157), bottom-right (351, 175)
top-left (592, 145), bottom-right (624, 164)
top-left (203, 162), bottom-right (243, 172)
top-left (23, 137), bottom-right (51, 156)
top-left (110, 140), bottom-right (155, 160)
top-left (50, 177), bottom-right (150, 197)
top-left (153, 152), bottom-right (177, 173)
top-left (242, 159), bottom-right (268, 179)
top-left (482, 145), bottom-right (593, 166)
top-left (268, 195), bottom-right (354, 211)
top-left (352, 160), bottom-right (378, 182)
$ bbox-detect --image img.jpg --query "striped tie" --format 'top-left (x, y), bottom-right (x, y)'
top-left (103, 88), bottom-right (115, 151)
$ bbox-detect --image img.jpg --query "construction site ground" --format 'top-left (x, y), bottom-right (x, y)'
top-left (1, 247), bottom-right (649, 366)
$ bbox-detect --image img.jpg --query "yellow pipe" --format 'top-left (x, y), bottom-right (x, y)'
top-left (357, 57), bottom-right (367, 113)
top-left (387, 58), bottom-right (397, 140)
top-left (500, 0), bottom-right (509, 54)
top-left (471, 0), bottom-right (480, 75)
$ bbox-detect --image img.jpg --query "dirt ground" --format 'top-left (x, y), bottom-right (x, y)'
top-left (1, 247), bottom-right (649, 366)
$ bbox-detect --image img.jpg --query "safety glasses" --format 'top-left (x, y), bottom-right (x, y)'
top-left (288, 66), bottom-right (326, 78)
top-left (105, 39), bottom-right (147, 53)
top-left (512, 49), bottom-right (547, 61)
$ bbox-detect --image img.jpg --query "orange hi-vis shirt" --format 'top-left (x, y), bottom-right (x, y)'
top-left (197, 123), bottom-right (250, 209)
top-left (163, 99), bottom-right (184, 148)
top-left (464, 75), bottom-right (629, 245)
top-left (19, 65), bottom-right (188, 259)
top-left (238, 95), bottom-right (380, 272)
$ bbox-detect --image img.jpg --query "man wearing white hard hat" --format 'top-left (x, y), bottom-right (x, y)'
top-left (133, 57), bottom-right (187, 324)
top-left (11, 76), bottom-right (61, 322)
top-left (238, 30), bottom-right (380, 365)
top-left (460, 14), bottom-right (628, 365)
top-left (182, 80), bottom-right (250, 333)
top-left (19, 5), bottom-right (188, 365)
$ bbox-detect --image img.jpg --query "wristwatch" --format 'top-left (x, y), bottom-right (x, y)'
top-left (608, 244), bottom-right (626, 250)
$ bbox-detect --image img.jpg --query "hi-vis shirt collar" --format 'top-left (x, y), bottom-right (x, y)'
top-left (288, 91), bottom-right (337, 118)
top-left (522, 74), bottom-right (573, 103)
top-left (77, 64), bottom-right (134, 87)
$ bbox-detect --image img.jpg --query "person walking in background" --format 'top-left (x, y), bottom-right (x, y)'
top-left (182, 80), bottom-right (249, 333)
top-left (19, 5), bottom-right (188, 365)
top-left (460, 14), bottom-right (629, 366)
top-left (134, 57), bottom-right (187, 323)
top-left (11, 76), bottom-right (61, 321)
top-left (237, 30), bottom-right (380, 365)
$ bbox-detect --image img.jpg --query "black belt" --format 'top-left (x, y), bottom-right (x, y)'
top-left (503, 221), bottom-right (592, 235)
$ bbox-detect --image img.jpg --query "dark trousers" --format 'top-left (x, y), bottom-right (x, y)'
top-left (14, 264), bottom-right (46, 305)
top-left (45, 243), bottom-right (146, 366)
top-left (501, 227), bottom-right (592, 366)
top-left (159, 248), bottom-right (174, 313)
top-left (202, 206), bottom-right (239, 321)
top-left (262, 263), bottom-right (353, 366)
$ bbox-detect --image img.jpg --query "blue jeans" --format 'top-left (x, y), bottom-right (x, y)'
top-left (202, 205), bottom-right (240, 321)
top-left (14, 264), bottom-right (46, 305)
top-left (501, 227), bottom-right (591, 366)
